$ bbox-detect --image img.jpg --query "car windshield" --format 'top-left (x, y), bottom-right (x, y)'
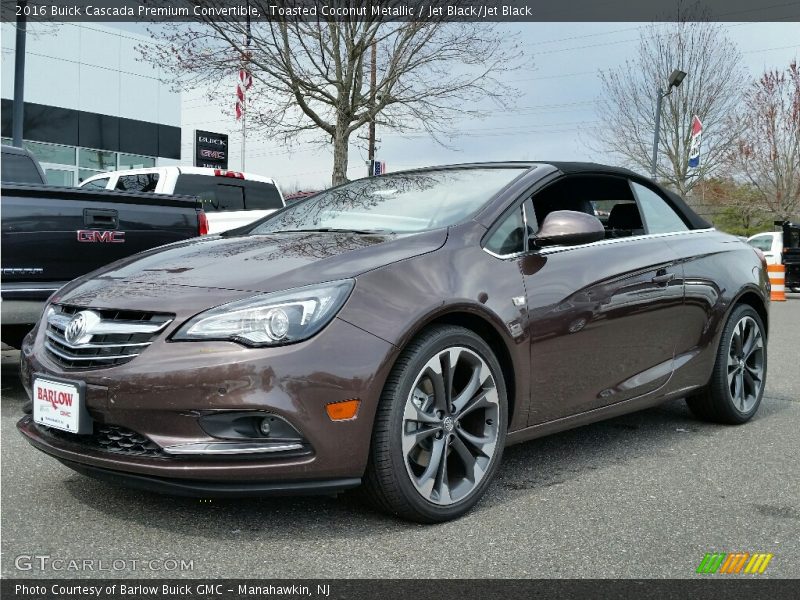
top-left (246, 168), bottom-right (525, 235)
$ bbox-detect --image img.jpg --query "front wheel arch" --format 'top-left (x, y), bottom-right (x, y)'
top-left (398, 309), bottom-right (518, 430)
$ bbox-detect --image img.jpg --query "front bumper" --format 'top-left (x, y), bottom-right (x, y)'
top-left (58, 458), bottom-right (361, 497)
top-left (18, 316), bottom-right (398, 486)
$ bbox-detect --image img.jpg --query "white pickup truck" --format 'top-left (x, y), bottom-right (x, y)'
top-left (80, 167), bottom-right (284, 234)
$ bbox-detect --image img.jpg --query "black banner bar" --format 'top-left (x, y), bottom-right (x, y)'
top-left (2, 579), bottom-right (798, 600)
top-left (1, 0), bottom-right (799, 23)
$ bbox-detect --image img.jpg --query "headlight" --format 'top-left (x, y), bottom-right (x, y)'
top-left (172, 279), bottom-right (354, 347)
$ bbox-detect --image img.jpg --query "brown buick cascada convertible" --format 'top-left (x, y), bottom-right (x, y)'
top-left (18, 162), bottom-right (769, 522)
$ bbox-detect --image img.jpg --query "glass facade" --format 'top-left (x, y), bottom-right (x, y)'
top-left (79, 148), bottom-right (116, 171)
top-left (1, 23), bottom-right (181, 186)
top-left (118, 153), bottom-right (156, 170)
top-left (25, 140), bottom-right (76, 165)
top-left (2, 138), bottom-right (157, 186)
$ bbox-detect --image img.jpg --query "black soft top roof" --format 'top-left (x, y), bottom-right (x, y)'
top-left (545, 161), bottom-right (639, 178)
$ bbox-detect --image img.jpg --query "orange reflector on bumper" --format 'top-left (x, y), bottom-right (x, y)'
top-left (326, 399), bottom-right (360, 421)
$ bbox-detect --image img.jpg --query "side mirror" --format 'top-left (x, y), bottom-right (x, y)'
top-left (531, 210), bottom-right (605, 248)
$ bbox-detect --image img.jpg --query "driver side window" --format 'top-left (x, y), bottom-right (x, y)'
top-left (530, 174), bottom-right (643, 239)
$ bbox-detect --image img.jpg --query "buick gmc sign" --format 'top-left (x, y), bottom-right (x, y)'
top-left (194, 130), bottom-right (229, 170)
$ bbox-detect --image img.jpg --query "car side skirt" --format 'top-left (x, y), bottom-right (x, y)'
top-left (505, 385), bottom-right (693, 446)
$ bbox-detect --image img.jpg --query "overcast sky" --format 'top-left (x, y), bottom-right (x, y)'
top-left (119, 21), bottom-right (799, 190)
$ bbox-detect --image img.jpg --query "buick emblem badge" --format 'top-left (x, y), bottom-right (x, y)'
top-left (64, 310), bottom-right (100, 345)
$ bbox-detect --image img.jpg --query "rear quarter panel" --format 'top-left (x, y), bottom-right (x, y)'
top-left (663, 229), bottom-right (769, 395)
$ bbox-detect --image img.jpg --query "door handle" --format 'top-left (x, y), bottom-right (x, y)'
top-left (651, 272), bottom-right (675, 285)
top-left (83, 208), bottom-right (118, 229)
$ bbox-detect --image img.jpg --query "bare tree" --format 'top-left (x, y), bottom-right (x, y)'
top-left (726, 62), bottom-right (800, 221)
top-left (142, 2), bottom-right (526, 185)
top-left (595, 20), bottom-right (747, 196)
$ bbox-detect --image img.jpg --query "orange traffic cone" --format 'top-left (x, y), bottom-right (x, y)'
top-left (768, 264), bottom-right (786, 302)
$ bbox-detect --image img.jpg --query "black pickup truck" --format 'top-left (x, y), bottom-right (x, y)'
top-left (1, 146), bottom-right (208, 347)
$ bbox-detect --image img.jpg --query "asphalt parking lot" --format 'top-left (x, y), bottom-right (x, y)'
top-left (2, 297), bottom-right (798, 579)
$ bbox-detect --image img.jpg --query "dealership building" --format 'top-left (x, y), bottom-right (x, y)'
top-left (1, 22), bottom-right (181, 186)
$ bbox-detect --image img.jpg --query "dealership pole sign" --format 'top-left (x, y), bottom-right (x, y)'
top-left (194, 130), bottom-right (229, 169)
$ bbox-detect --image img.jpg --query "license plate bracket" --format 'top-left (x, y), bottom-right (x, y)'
top-left (32, 374), bottom-right (93, 434)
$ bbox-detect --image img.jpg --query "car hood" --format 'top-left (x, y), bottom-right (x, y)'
top-left (55, 230), bottom-right (447, 313)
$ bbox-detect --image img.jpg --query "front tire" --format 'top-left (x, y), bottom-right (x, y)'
top-left (687, 304), bottom-right (767, 424)
top-left (363, 325), bottom-right (507, 523)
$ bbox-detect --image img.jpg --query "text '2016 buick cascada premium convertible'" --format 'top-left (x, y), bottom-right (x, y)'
top-left (18, 162), bottom-right (769, 522)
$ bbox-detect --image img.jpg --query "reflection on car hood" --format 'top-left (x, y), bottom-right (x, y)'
top-left (56, 230), bottom-right (447, 312)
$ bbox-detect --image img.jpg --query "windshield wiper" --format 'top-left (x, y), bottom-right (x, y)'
top-left (268, 227), bottom-right (391, 235)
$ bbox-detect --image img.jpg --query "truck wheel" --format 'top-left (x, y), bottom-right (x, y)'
top-left (363, 325), bottom-right (507, 523)
top-left (687, 304), bottom-right (767, 424)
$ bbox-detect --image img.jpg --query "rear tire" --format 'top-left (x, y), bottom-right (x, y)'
top-left (686, 304), bottom-right (767, 424)
top-left (363, 325), bottom-right (507, 523)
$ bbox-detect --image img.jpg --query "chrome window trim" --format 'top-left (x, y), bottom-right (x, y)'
top-left (484, 247), bottom-right (527, 260)
top-left (483, 227), bottom-right (716, 259)
top-left (536, 227), bottom-right (716, 256)
top-left (521, 199), bottom-right (531, 253)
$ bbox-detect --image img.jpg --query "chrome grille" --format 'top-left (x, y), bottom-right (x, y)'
top-left (44, 304), bottom-right (173, 369)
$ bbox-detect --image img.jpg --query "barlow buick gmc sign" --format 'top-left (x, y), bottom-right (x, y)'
top-left (194, 130), bottom-right (229, 169)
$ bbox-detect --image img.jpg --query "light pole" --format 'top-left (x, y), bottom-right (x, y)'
top-left (651, 69), bottom-right (686, 180)
top-left (12, 0), bottom-right (28, 147)
top-left (367, 40), bottom-right (377, 177)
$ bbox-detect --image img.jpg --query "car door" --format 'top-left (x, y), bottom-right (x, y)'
top-left (521, 174), bottom-right (684, 425)
top-left (748, 234), bottom-right (779, 265)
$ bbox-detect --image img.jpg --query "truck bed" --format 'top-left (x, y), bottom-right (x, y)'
top-left (1, 183), bottom-right (203, 346)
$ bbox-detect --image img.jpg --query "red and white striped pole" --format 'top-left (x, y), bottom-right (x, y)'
top-left (236, 12), bottom-right (252, 171)
top-left (236, 68), bottom-right (252, 171)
